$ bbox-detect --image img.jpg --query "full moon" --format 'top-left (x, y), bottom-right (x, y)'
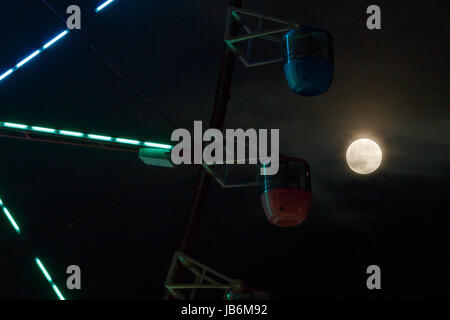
top-left (346, 138), bottom-right (382, 174)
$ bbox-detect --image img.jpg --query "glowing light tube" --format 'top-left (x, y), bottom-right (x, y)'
top-left (0, 69), bottom-right (13, 81)
top-left (0, 197), bottom-right (21, 234)
top-left (16, 50), bottom-right (41, 68)
top-left (43, 30), bottom-right (69, 49)
top-left (0, 194), bottom-right (65, 300)
top-left (96, 0), bottom-right (115, 12)
top-left (35, 258), bottom-right (66, 300)
top-left (0, 122), bottom-right (173, 150)
top-left (1, 0), bottom-right (117, 84)
top-left (0, 30), bottom-right (68, 83)
top-left (1, 0), bottom-right (118, 84)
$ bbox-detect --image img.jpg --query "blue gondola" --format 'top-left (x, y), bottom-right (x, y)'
top-left (282, 26), bottom-right (334, 96)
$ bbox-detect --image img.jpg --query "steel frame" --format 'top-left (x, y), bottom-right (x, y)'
top-left (224, 7), bottom-right (300, 68)
top-left (167, 3), bottom-right (303, 299)
top-left (202, 162), bottom-right (259, 188)
top-left (165, 251), bottom-right (243, 300)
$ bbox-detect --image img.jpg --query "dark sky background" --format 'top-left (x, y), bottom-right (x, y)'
top-left (0, 0), bottom-right (449, 299)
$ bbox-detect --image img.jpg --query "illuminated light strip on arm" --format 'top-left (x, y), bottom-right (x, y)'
top-left (1, 196), bottom-right (65, 300)
top-left (144, 141), bottom-right (174, 149)
top-left (1, 0), bottom-right (116, 84)
top-left (1, 0), bottom-right (117, 83)
top-left (31, 126), bottom-right (56, 133)
top-left (0, 30), bottom-right (68, 83)
top-left (43, 30), bottom-right (69, 49)
top-left (16, 50), bottom-right (41, 68)
top-left (96, 0), bottom-right (115, 12)
top-left (0, 197), bottom-right (21, 234)
top-left (59, 130), bottom-right (84, 137)
top-left (0, 69), bottom-right (13, 81)
top-left (115, 138), bottom-right (140, 145)
top-left (35, 258), bottom-right (65, 300)
top-left (3, 122), bottom-right (27, 129)
top-left (87, 134), bottom-right (113, 141)
top-left (0, 2), bottom-right (118, 301)
top-left (0, 122), bottom-right (173, 150)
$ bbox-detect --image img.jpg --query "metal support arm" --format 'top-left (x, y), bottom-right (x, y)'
top-left (165, 251), bottom-right (243, 300)
top-left (202, 163), bottom-right (259, 189)
top-left (224, 6), bottom-right (300, 68)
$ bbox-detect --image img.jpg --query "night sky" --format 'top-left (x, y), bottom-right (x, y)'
top-left (0, 0), bottom-right (449, 299)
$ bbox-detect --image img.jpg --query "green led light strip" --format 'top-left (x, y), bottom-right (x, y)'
top-left (0, 121), bottom-right (173, 300)
top-left (0, 196), bottom-right (21, 234)
top-left (0, 195), bottom-right (65, 300)
top-left (0, 122), bottom-right (173, 150)
top-left (35, 258), bottom-right (65, 300)
top-left (0, 0), bottom-right (125, 301)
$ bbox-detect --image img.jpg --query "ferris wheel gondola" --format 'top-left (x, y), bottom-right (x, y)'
top-left (260, 156), bottom-right (312, 227)
top-left (282, 26), bottom-right (334, 96)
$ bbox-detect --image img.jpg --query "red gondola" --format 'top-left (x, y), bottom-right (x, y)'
top-left (259, 155), bottom-right (312, 227)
